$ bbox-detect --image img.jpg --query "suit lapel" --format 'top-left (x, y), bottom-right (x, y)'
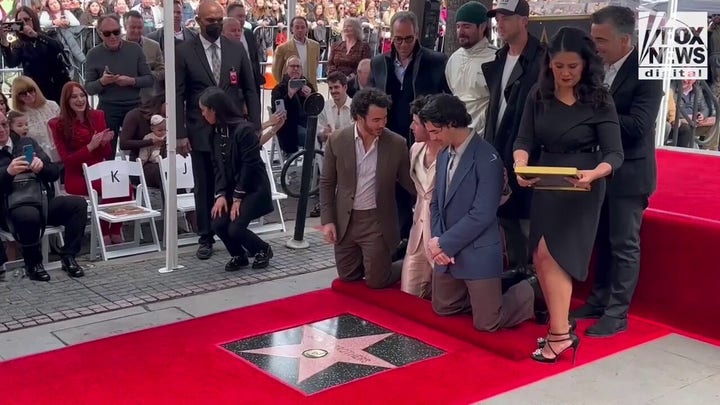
top-left (409, 143), bottom-right (423, 187)
top-left (436, 150), bottom-right (448, 210)
top-left (375, 133), bottom-right (390, 204)
top-left (445, 136), bottom-right (477, 207)
top-left (611, 49), bottom-right (638, 95)
top-left (218, 38), bottom-right (231, 88)
top-left (193, 37), bottom-right (216, 85)
top-left (344, 128), bottom-right (357, 195)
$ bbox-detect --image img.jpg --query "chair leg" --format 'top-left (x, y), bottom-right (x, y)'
top-left (149, 217), bottom-right (161, 252)
top-left (276, 200), bottom-right (286, 232)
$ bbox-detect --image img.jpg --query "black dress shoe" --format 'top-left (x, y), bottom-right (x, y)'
top-left (196, 243), bottom-right (213, 260)
top-left (501, 269), bottom-right (528, 294)
top-left (585, 315), bottom-right (628, 338)
top-left (61, 256), bottom-right (84, 278)
top-left (26, 263), bottom-right (50, 282)
top-left (225, 255), bottom-right (250, 272)
top-left (309, 203), bottom-right (321, 218)
top-left (570, 303), bottom-right (605, 319)
top-left (252, 245), bottom-right (273, 269)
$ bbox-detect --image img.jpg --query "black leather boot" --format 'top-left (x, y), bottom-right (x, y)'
top-left (26, 263), bottom-right (50, 282)
top-left (61, 256), bottom-right (84, 278)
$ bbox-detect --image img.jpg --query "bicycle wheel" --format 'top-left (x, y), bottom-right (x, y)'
top-left (279, 149), bottom-right (324, 198)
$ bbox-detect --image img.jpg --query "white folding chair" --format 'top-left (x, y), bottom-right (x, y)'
top-left (249, 145), bottom-right (287, 234)
top-left (82, 160), bottom-right (162, 261)
top-left (159, 154), bottom-right (198, 246)
top-left (0, 226), bottom-right (65, 272)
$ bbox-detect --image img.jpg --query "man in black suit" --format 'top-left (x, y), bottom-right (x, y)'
top-left (482, 1), bottom-right (544, 273)
top-left (573, 6), bottom-right (664, 337)
top-left (367, 11), bottom-right (450, 254)
top-left (226, 2), bottom-right (265, 89)
top-left (147, 0), bottom-right (197, 52)
top-left (176, 0), bottom-right (261, 260)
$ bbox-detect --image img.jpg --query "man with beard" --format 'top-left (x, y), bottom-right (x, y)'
top-left (481, 0), bottom-right (543, 274)
top-left (175, 0), bottom-right (261, 260)
top-left (445, 1), bottom-right (497, 133)
top-left (319, 88), bottom-right (414, 289)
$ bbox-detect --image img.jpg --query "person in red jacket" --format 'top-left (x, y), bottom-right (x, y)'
top-left (49, 81), bottom-right (125, 245)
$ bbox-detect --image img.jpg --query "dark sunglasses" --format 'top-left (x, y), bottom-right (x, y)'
top-left (102, 29), bottom-right (121, 37)
top-left (18, 89), bottom-right (36, 96)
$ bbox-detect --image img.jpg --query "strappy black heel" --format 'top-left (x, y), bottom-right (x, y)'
top-left (531, 331), bottom-right (580, 365)
top-left (537, 317), bottom-right (577, 348)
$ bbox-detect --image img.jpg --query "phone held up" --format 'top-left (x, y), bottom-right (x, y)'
top-left (288, 78), bottom-right (306, 90)
top-left (23, 144), bottom-right (34, 164)
top-left (1, 22), bottom-right (23, 32)
top-left (274, 99), bottom-right (286, 113)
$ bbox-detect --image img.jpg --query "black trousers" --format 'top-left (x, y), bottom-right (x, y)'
top-left (99, 102), bottom-right (137, 160)
top-left (191, 150), bottom-right (216, 245)
top-left (587, 194), bottom-right (649, 319)
top-left (0, 196), bottom-right (87, 267)
top-left (211, 192), bottom-right (269, 257)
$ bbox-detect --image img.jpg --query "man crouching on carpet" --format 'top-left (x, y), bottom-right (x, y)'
top-left (319, 88), bottom-right (415, 288)
top-left (422, 94), bottom-right (544, 331)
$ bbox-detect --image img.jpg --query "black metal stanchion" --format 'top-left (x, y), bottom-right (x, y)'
top-left (286, 92), bottom-right (325, 249)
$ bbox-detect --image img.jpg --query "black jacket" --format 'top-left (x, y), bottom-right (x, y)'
top-left (147, 27), bottom-right (197, 52)
top-left (270, 75), bottom-right (316, 154)
top-left (0, 134), bottom-right (60, 213)
top-left (212, 121), bottom-right (273, 219)
top-left (482, 35), bottom-right (544, 219)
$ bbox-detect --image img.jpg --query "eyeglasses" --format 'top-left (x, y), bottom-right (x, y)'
top-left (392, 35), bottom-right (415, 45)
top-left (288, 64), bottom-right (302, 69)
top-left (102, 29), bottom-right (121, 37)
top-left (18, 89), bottom-right (36, 97)
top-left (18, 17), bottom-right (31, 23)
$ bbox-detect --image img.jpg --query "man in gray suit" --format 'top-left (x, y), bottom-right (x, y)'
top-left (422, 94), bottom-right (539, 332)
top-left (176, 0), bottom-right (261, 260)
top-left (124, 10), bottom-right (164, 102)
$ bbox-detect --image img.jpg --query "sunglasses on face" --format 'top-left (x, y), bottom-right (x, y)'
top-left (102, 29), bottom-right (121, 37)
top-left (18, 89), bottom-right (36, 96)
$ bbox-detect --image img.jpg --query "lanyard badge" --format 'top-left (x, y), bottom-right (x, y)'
top-left (229, 67), bottom-right (238, 85)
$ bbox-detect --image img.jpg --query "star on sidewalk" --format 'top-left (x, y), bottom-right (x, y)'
top-left (241, 325), bottom-right (396, 383)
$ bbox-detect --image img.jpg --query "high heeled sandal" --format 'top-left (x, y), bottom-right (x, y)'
top-left (531, 331), bottom-right (580, 365)
top-left (537, 318), bottom-right (577, 348)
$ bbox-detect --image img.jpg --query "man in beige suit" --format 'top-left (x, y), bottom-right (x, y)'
top-left (272, 16), bottom-right (320, 89)
top-left (124, 10), bottom-right (165, 101)
top-left (401, 96), bottom-right (443, 298)
top-left (320, 88), bottom-right (415, 288)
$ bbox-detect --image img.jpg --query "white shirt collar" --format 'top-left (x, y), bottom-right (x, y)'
top-left (333, 95), bottom-right (352, 111)
top-left (354, 124), bottom-right (379, 145)
top-left (606, 47), bottom-right (634, 73)
top-left (294, 37), bottom-right (307, 46)
top-left (199, 34), bottom-right (221, 50)
top-left (1, 136), bottom-right (14, 153)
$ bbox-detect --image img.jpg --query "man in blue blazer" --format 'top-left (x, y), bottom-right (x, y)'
top-left (421, 94), bottom-right (539, 332)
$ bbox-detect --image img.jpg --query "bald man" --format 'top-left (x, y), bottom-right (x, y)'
top-left (175, 0), bottom-right (261, 260)
top-left (348, 58), bottom-right (370, 98)
top-left (222, 16), bottom-right (264, 88)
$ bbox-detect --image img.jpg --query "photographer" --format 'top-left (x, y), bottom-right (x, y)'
top-left (0, 6), bottom-right (70, 103)
top-left (270, 56), bottom-right (316, 156)
top-left (0, 112), bottom-right (87, 282)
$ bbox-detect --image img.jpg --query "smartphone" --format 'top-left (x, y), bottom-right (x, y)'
top-left (23, 144), bottom-right (33, 163)
top-left (104, 65), bottom-right (114, 75)
top-left (288, 79), bottom-right (306, 90)
top-left (1, 22), bottom-right (23, 32)
top-left (274, 99), bottom-right (285, 113)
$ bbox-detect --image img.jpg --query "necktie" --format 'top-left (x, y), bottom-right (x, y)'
top-left (446, 150), bottom-right (456, 193)
top-left (604, 65), bottom-right (616, 87)
top-left (210, 43), bottom-right (221, 84)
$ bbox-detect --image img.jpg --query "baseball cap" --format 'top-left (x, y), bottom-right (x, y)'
top-left (150, 114), bottom-right (165, 126)
top-left (487, 0), bottom-right (530, 18)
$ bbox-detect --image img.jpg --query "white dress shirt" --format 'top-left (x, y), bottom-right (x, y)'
top-left (446, 130), bottom-right (473, 192)
top-left (604, 47), bottom-right (634, 87)
top-left (294, 38), bottom-right (308, 78)
top-left (199, 34), bottom-right (222, 78)
top-left (353, 125), bottom-right (379, 210)
top-left (318, 96), bottom-right (353, 133)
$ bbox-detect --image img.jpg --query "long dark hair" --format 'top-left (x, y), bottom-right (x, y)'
top-left (537, 27), bottom-right (609, 108)
top-left (199, 87), bottom-right (245, 126)
top-left (13, 6), bottom-right (41, 36)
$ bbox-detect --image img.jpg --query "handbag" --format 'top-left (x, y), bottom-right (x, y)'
top-left (5, 172), bottom-right (49, 241)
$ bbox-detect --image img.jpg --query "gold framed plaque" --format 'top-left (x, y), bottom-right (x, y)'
top-left (515, 166), bottom-right (587, 192)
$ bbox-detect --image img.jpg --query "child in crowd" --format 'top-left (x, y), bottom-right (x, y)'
top-left (8, 110), bottom-right (29, 138)
top-left (139, 114), bottom-right (166, 164)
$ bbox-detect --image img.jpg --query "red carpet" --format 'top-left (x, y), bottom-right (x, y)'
top-left (576, 150), bottom-right (720, 341)
top-left (0, 289), bottom-right (668, 404)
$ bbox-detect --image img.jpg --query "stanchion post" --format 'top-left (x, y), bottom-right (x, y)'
top-left (287, 92), bottom-right (325, 249)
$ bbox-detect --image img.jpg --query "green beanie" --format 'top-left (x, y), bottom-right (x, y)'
top-left (456, 1), bottom-right (489, 25)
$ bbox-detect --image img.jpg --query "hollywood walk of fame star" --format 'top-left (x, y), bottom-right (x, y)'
top-left (241, 325), bottom-right (397, 383)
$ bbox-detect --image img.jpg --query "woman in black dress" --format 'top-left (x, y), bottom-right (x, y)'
top-left (199, 87), bottom-right (275, 272)
top-left (513, 27), bottom-right (624, 364)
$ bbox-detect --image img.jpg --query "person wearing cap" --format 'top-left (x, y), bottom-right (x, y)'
top-left (445, 1), bottom-right (497, 134)
top-left (482, 0), bottom-right (543, 276)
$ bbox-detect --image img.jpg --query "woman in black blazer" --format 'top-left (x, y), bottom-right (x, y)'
top-left (200, 87), bottom-right (274, 272)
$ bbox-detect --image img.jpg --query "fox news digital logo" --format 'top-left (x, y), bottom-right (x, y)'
top-left (638, 12), bottom-right (708, 80)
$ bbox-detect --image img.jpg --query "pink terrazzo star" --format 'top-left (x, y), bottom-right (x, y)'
top-left (242, 325), bottom-right (397, 383)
